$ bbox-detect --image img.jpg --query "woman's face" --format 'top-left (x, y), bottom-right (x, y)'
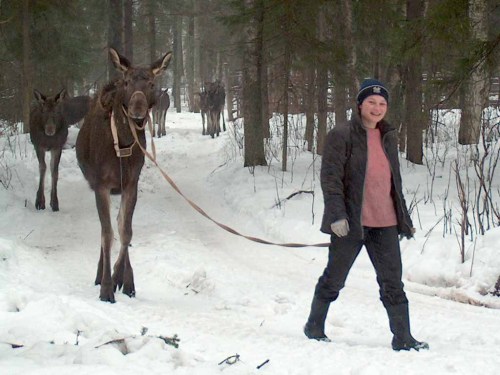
top-left (359, 95), bottom-right (388, 128)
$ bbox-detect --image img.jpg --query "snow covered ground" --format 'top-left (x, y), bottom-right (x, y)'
top-left (1, 109), bottom-right (500, 374)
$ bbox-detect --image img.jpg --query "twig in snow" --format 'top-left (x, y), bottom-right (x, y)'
top-left (257, 359), bottom-right (270, 369)
top-left (23, 229), bottom-right (34, 240)
top-left (158, 334), bottom-right (180, 348)
top-left (271, 190), bottom-right (314, 209)
top-left (2, 341), bottom-right (23, 349)
top-left (75, 330), bottom-right (82, 346)
top-left (218, 353), bottom-right (240, 366)
top-left (94, 337), bottom-right (129, 349)
top-left (469, 238), bottom-right (478, 277)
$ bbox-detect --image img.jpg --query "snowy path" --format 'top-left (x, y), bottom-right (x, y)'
top-left (1, 111), bottom-right (500, 374)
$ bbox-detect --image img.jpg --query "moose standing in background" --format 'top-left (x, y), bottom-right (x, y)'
top-left (30, 89), bottom-right (90, 211)
top-left (205, 80), bottom-right (226, 138)
top-left (152, 88), bottom-right (170, 138)
top-left (198, 89), bottom-right (209, 136)
top-left (76, 48), bottom-right (172, 303)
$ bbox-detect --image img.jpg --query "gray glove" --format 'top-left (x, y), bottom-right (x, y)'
top-left (331, 219), bottom-right (349, 237)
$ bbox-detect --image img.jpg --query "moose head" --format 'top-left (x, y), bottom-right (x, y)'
top-left (33, 88), bottom-right (67, 136)
top-left (109, 48), bottom-right (172, 124)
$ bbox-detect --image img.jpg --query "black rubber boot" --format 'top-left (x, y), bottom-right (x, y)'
top-left (304, 295), bottom-right (331, 342)
top-left (386, 303), bottom-right (429, 351)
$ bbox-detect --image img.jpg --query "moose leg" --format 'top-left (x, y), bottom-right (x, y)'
top-left (207, 111), bottom-right (214, 138)
top-left (35, 148), bottom-right (47, 210)
top-left (95, 188), bottom-right (115, 303)
top-left (160, 111), bottom-right (167, 136)
top-left (113, 183), bottom-right (137, 298)
top-left (222, 104), bottom-right (226, 131)
top-left (157, 111), bottom-right (163, 138)
top-left (215, 110), bottom-right (221, 137)
top-left (152, 110), bottom-right (157, 138)
top-left (210, 111), bottom-right (219, 138)
top-left (201, 112), bottom-right (206, 135)
top-left (49, 148), bottom-right (62, 211)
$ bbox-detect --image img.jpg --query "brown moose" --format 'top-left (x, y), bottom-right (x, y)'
top-left (152, 88), bottom-right (170, 138)
top-left (29, 89), bottom-right (90, 211)
top-left (76, 48), bottom-right (172, 302)
top-left (205, 80), bottom-right (226, 138)
top-left (198, 89), bottom-right (209, 136)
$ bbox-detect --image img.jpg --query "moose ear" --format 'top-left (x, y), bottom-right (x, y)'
top-left (109, 47), bottom-right (130, 74)
top-left (33, 89), bottom-right (46, 104)
top-left (55, 89), bottom-right (67, 103)
top-left (151, 52), bottom-right (172, 77)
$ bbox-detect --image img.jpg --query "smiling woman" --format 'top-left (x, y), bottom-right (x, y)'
top-left (304, 79), bottom-right (429, 351)
top-left (356, 79), bottom-right (389, 128)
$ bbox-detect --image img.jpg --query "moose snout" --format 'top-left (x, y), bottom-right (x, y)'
top-left (127, 91), bottom-right (149, 120)
top-left (44, 121), bottom-right (56, 136)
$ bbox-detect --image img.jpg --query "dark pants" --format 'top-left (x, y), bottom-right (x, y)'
top-left (314, 226), bottom-right (408, 308)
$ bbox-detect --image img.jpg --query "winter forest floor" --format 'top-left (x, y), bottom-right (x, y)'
top-left (1, 110), bottom-right (500, 374)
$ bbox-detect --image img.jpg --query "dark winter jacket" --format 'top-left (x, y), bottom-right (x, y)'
top-left (320, 114), bottom-right (414, 239)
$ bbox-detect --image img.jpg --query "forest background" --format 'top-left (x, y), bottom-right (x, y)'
top-left (0, 0), bottom-right (499, 291)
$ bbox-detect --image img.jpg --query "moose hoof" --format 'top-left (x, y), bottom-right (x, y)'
top-left (35, 201), bottom-right (45, 210)
top-left (100, 295), bottom-right (116, 304)
top-left (99, 291), bottom-right (116, 303)
top-left (100, 285), bottom-right (116, 303)
top-left (122, 283), bottom-right (136, 298)
top-left (124, 289), bottom-right (136, 298)
top-left (51, 204), bottom-right (59, 212)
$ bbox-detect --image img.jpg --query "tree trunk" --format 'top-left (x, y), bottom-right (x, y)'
top-left (147, 0), bottom-right (156, 62)
top-left (243, 0), bottom-right (267, 167)
top-left (108, 0), bottom-right (122, 80)
top-left (282, 17), bottom-right (291, 172)
top-left (331, 0), bottom-right (353, 125)
top-left (224, 62), bottom-right (233, 120)
top-left (198, 4), bottom-right (209, 83)
top-left (391, 66), bottom-right (406, 151)
top-left (261, 48), bottom-right (270, 139)
top-left (342, 0), bottom-right (358, 104)
top-left (316, 66), bottom-right (328, 156)
top-left (260, 5), bottom-right (270, 139)
top-left (194, 0), bottom-right (201, 99)
top-left (405, 0), bottom-right (424, 164)
top-left (316, 9), bottom-right (328, 156)
top-left (458, 0), bottom-right (489, 145)
top-left (123, 0), bottom-right (133, 62)
top-left (186, 6), bottom-right (195, 112)
top-left (21, 0), bottom-right (33, 134)
top-left (305, 63), bottom-right (315, 152)
top-left (173, 15), bottom-right (183, 113)
top-left (333, 76), bottom-right (347, 126)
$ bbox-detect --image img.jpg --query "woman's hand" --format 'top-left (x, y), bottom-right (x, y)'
top-left (331, 219), bottom-right (349, 237)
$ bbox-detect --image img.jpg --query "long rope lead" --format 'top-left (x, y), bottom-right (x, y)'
top-left (125, 115), bottom-right (330, 248)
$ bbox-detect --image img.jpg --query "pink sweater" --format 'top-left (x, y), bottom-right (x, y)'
top-left (362, 128), bottom-right (397, 227)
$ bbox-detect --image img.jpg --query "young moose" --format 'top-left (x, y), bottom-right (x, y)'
top-left (76, 48), bottom-right (172, 303)
top-left (152, 88), bottom-right (170, 138)
top-left (198, 89), bottom-right (209, 136)
top-left (30, 89), bottom-right (90, 211)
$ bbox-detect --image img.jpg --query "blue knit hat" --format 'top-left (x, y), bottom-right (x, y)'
top-left (356, 79), bottom-right (389, 105)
